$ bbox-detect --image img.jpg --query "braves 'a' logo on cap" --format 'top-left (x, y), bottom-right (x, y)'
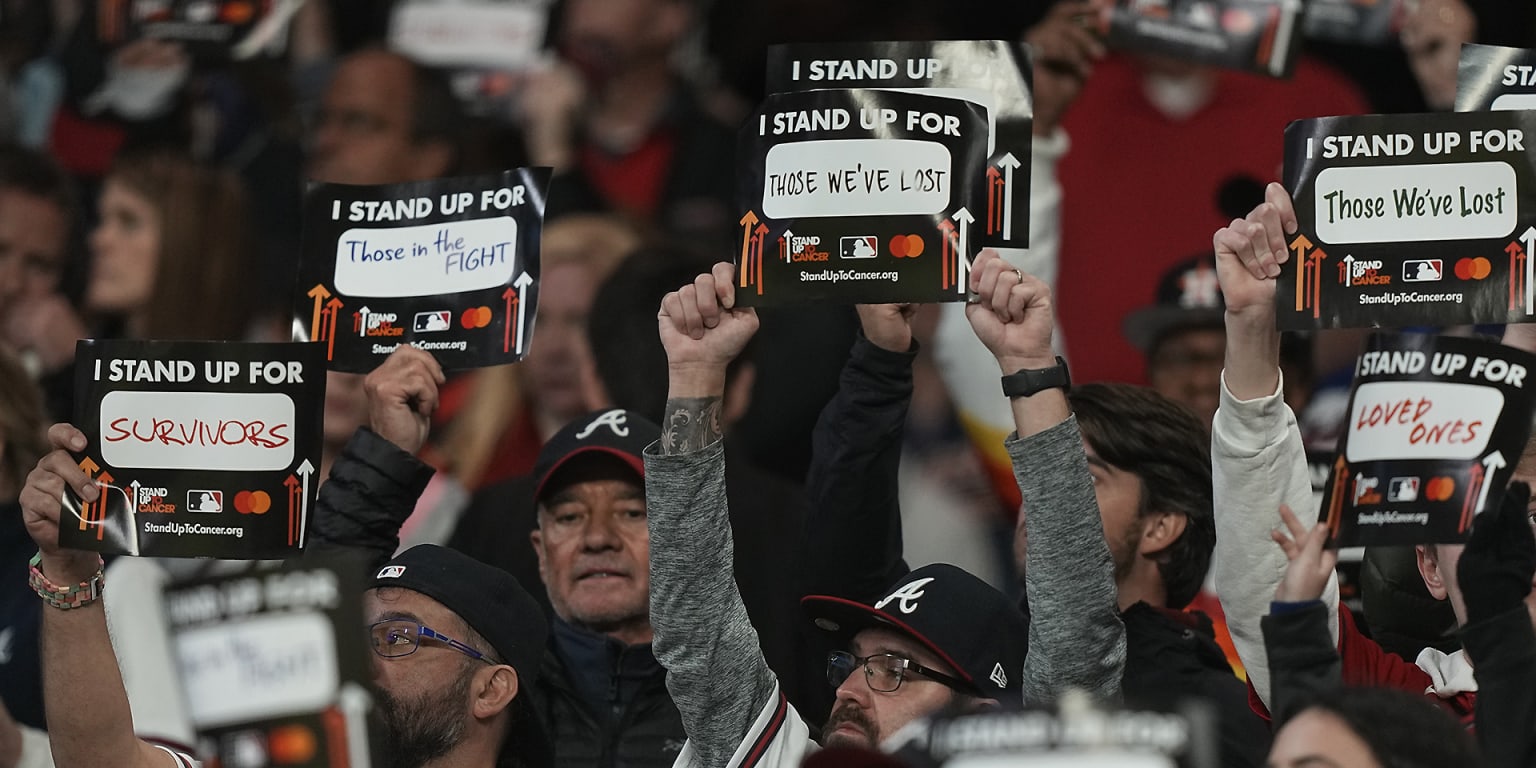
top-left (875, 577), bottom-right (935, 614)
top-left (576, 409), bottom-right (630, 440)
top-left (377, 565), bottom-right (406, 579)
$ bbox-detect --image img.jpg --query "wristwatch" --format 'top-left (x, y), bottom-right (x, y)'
top-left (1000, 356), bottom-right (1071, 398)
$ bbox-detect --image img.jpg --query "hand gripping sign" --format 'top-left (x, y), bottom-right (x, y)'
top-left (764, 40), bottom-right (1034, 249)
top-left (61, 340), bottom-right (325, 558)
top-left (1102, 0), bottom-right (1304, 79)
top-left (96, 0), bottom-right (305, 60)
top-left (165, 557), bottom-right (377, 767)
top-left (1457, 43), bottom-right (1536, 113)
top-left (295, 169), bottom-right (549, 373)
top-left (1321, 334), bottom-right (1536, 547)
top-left (736, 88), bottom-right (988, 306)
top-left (1278, 111), bottom-right (1536, 330)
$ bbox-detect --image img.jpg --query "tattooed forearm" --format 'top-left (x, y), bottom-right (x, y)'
top-left (659, 397), bottom-right (724, 455)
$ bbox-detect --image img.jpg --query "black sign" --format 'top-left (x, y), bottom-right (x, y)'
top-left (735, 89), bottom-right (988, 306)
top-left (1321, 334), bottom-right (1536, 547)
top-left (96, 0), bottom-right (295, 60)
top-left (1302, 0), bottom-right (1401, 46)
top-left (1456, 43), bottom-right (1536, 113)
top-left (165, 557), bottom-right (378, 767)
top-left (295, 169), bottom-right (549, 373)
top-left (765, 40), bottom-right (1033, 249)
top-left (1102, 0), bottom-right (1304, 78)
top-left (1278, 111), bottom-right (1536, 330)
top-left (62, 340), bottom-right (325, 558)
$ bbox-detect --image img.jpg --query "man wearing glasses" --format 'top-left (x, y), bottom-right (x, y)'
top-left (645, 258), bottom-right (1125, 766)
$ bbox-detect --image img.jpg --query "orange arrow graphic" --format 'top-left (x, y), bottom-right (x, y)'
top-left (324, 297), bottom-right (343, 360)
top-left (307, 284), bottom-right (332, 340)
top-left (503, 286), bottom-right (518, 354)
top-left (94, 470), bottom-right (115, 540)
top-left (1290, 235), bottom-right (1313, 312)
top-left (739, 211), bottom-right (760, 288)
top-left (1325, 454), bottom-right (1348, 541)
top-left (77, 457), bottom-right (99, 531)
top-left (285, 474), bottom-right (301, 546)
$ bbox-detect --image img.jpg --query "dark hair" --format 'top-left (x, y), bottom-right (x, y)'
top-left (0, 143), bottom-right (78, 224)
top-left (1277, 687), bottom-right (1479, 768)
top-left (588, 245), bottom-right (751, 422)
top-left (107, 151), bottom-right (253, 341)
top-left (0, 348), bottom-right (47, 496)
top-left (1069, 382), bottom-right (1214, 608)
top-left (407, 61), bottom-right (466, 173)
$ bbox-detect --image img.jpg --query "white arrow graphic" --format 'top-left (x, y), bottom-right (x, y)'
top-left (782, 229), bottom-right (795, 263)
top-left (953, 207), bottom-right (974, 295)
top-left (1475, 450), bottom-right (1507, 518)
top-left (1522, 226), bottom-right (1536, 314)
top-left (129, 479), bottom-right (141, 505)
top-left (356, 306), bottom-right (371, 337)
top-left (513, 271), bottom-right (534, 354)
top-left (296, 459), bottom-right (315, 547)
top-left (996, 153), bottom-right (1020, 240)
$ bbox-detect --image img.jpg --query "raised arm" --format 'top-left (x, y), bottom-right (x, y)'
top-left (647, 264), bottom-right (811, 767)
top-left (18, 425), bottom-right (187, 768)
top-left (966, 249), bottom-right (1125, 704)
top-left (1211, 183), bottom-right (1333, 709)
top-left (799, 304), bottom-right (918, 602)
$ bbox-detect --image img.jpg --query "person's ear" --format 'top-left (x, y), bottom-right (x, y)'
top-left (1138, 510), bottom-right (1188, 557)
top-left (965, 697), bottom-right (1000, 713)
top-left (471, 665), bottom-right (519, 720)
top-left (1416, 544), bottom-right (1450, 600)
top-left (529, 525), bottom-right (548, 581)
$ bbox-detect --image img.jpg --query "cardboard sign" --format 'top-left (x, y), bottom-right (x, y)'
top-left (296, 169), bottom-right (549, 373)
top-left (1278, 111), bottom-right (1536, 330)
top-left (764, 40), bottom-right (1034, 248)
top-left (96, 0), bottom-right (300, 60)
top-left (1301, 0), bottom-right (1401, 46)
top-left (1102, 0), bottom-right (1304, 78)
top-left (388, 0), bottom-right (550, 71)
top-left (1321, 334), bottom-right (1536, 547)
top-left (1456, 43), bottom-right (1536, 113)
top-left (61, 341), bottom-right (325, 558)
top-left (735, 89), bottom-right (988, 306)
top-left (165, 558), bottom-right (379, 767)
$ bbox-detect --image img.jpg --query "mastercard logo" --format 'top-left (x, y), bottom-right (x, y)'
top-left (461, 306), bottom-right (493, 329)
top-left (234, 490), bottom-right (271, 514)
top-left (1454, 257), bottom-right (1491, 280)
top-left (889, 235), bottom-right (925, 258)
top-left (1425, 477), bottom-right (1455, 502)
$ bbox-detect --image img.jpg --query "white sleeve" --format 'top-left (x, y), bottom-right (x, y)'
top-left (1211, 371), bottom-right (1339, 710)
top-left (672, 682), bottom-right (814, 768)
top-left (103, 559), bottom-right (196, 748)
top-left (15, 725), bottom-right (54, 768)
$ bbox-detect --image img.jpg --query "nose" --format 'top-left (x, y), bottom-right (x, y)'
top-left (580, 511), bottom-right (623, 551)
top-left (832, 663), bottom-right (872, 705)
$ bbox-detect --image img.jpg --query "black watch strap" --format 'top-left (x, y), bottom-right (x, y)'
top-left (1000, 356), bottom-right (1071, 398)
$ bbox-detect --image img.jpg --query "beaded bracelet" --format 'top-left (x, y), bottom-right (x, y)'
top-left (28, 552), bottom-right (105, 610)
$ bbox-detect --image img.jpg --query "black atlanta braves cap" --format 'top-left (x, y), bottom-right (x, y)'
top-left (1123, 255), bottom-right (1226, 353)
top-left (802, 563), bottom-right (1027, 699)
top-left (372, 544), bottom-right (553, 765)
top-left (533, 409), bottom-right (661, 502)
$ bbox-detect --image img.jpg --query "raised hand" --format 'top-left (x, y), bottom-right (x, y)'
top-left (657, 261), bottom-right (760, 383)
top-left (363, 345), bottom-right (446, 454)
top-left (1271, 504), bottom-right (1338, 603)
top-left (17, 424), bottom-right (101, 581)
top-left (964, 248), bottom-right (1057, 373)
top-left (1025, 0), bottom-right (1109, 137)
top-left (855, 303), bottom-right (918, 353)
top-left (1212, 181), bottom-right (1298, 318)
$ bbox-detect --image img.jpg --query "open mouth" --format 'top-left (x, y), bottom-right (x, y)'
top-left (577, 569), bottom-right (627, 581)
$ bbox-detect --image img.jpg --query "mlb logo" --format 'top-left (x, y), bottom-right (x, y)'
top-left (1388, 477), bottom-right (1420, 503)
top-left (377, 565), bottom-right (407, 579)
top-left (187, 490), bottom-right (223, 513)
top-left (414, 311), bottom-right (451, 332)
top-left (840, 236), bottom-right (878, 260)
top-left (1402, 260), bottom-right (1443, 283)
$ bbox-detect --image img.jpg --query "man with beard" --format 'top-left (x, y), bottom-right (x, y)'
top-left (643, 260), bottom-right (1125, 765)
top-left (16, 348), bottom-right (554, 768)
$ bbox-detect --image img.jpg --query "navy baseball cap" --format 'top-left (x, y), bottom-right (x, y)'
top-left (802, 563), bottom-right (1027, 699)
top-left (533, 409), bottom-right (660, 501)
top-left (1123, 255), bottom-right (1226, 353)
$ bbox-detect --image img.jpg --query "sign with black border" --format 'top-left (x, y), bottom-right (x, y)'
top-left (61, 340), bottom-right (325, 558)
top-left (1278, 111), bottom-right (1536, 330)
top-left (1102, 0), bottom-right (1304, 78)
top-left (735, 88), bottom-right (988, 306)
top-left (1321, 333), bottom-right (1536, 547)
top-left (96, 0), bottom-right (296, 60)
top-left (1456, 43), bottom-right (1536, 113)
top-left (764, 40), bottom-right (1034, 249)
top-left (295, 169), bottom-right (549, 373)
top-left (165, 557), bottom-right (378, 767)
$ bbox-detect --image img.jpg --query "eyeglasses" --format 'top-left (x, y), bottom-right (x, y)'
top-left (368, 619), bottom-right (493, 664)
top-left (827, 651), bottom-right (974, 694)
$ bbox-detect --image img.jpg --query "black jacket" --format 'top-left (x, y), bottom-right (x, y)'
top-left (1125, 603), bottom-right (1270, 768)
